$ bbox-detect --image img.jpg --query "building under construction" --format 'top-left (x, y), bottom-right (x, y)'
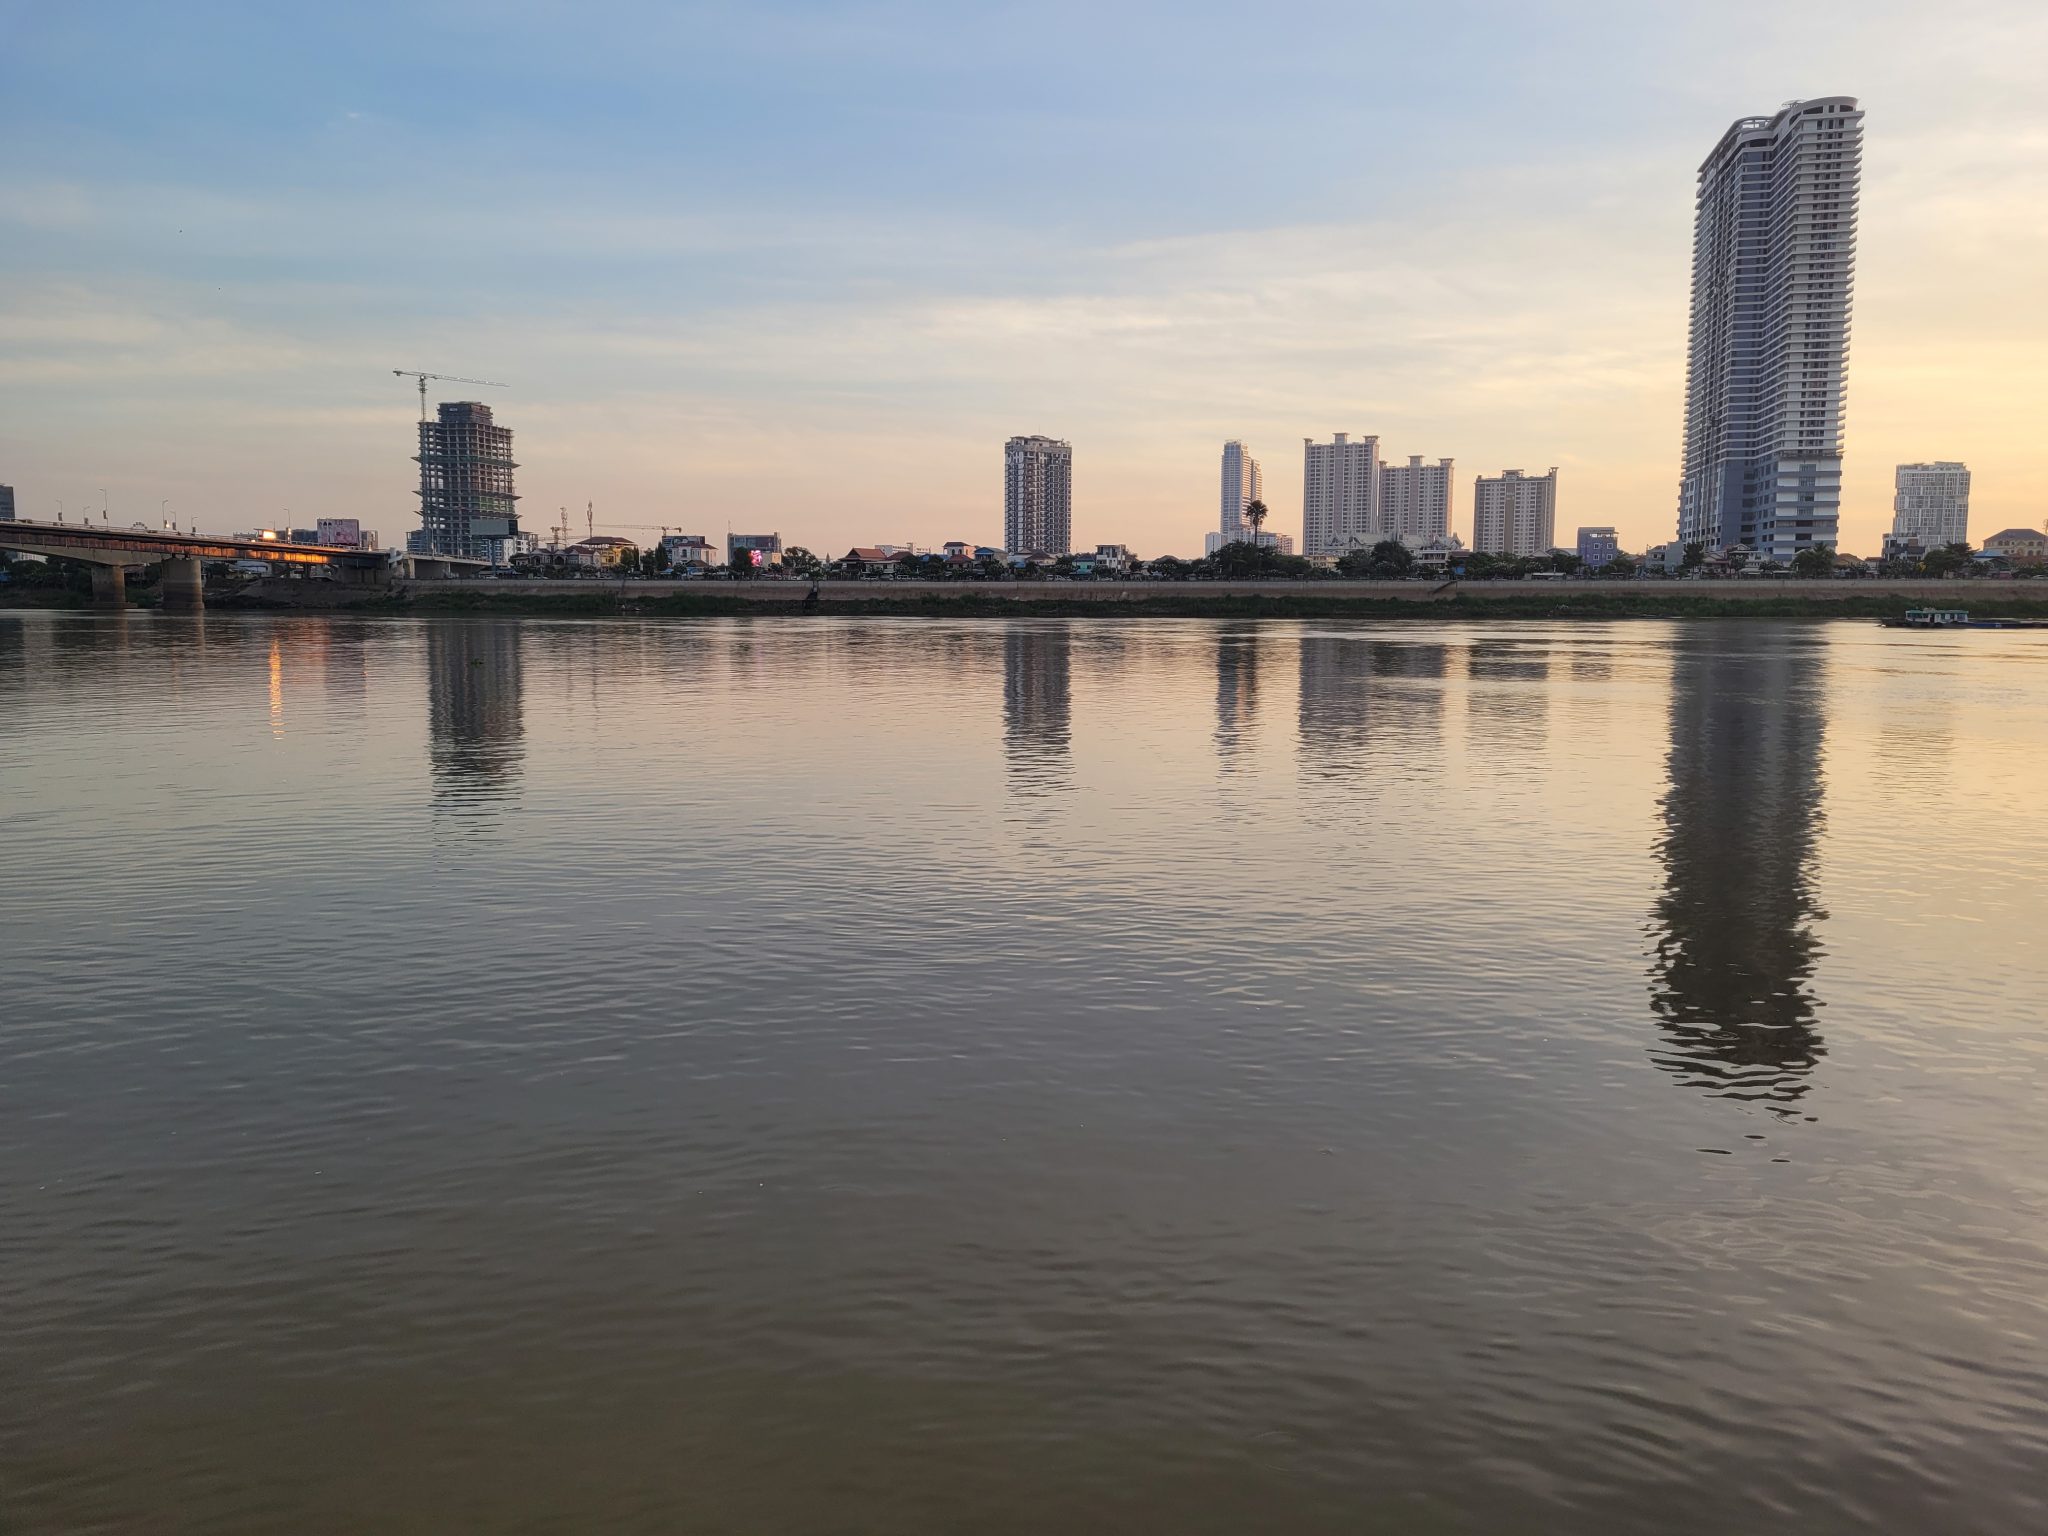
top-left (410, 401), bottom-right (520, 558)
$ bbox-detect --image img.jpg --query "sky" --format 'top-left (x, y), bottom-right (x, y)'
top-left (2, 0), bottom-right (2045, 557)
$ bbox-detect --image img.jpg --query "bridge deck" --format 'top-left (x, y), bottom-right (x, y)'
top-left (0, 520), bottom-right (488, 570)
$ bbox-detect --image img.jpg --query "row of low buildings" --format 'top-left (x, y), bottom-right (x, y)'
top-left (510, 531), bottom-right (786, 572)
top-left (276, 518), bottom-right (379, 551)
top-left (840, 542), bottom-right (1136, 576)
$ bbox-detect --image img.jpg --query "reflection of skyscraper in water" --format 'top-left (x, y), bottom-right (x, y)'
top-left (1648, 633), bottom-right (1829, 1104)
top-left (427, 620), bottom-right (525, 818)
top-left (1297, 637), bottom-right (1449, 782)
top-left (1003, 625), bottom-right (1071, 796)
top-left (1214, 627), bottom-right (1263, 783)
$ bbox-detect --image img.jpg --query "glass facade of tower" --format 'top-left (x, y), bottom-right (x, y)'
top-left (1677, 98), bottom-right (1862, 562)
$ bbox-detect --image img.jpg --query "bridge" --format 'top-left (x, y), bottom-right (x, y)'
top-left (0, 519), bottom-right (490, 608)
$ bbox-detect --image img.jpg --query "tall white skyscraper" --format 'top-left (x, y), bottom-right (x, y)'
top-left (1891, 462), bottom-right (1970, 548)
top-left (1676, 97), bottom-right (1863, 562)
top-left (1219, 440), bottom-right (1264, 543)
top-left (1005, 435), bottom-right (1072, 555)
top-left (1472, 468), bottom-right (1558, 556)
top-left (1380, 455), bottom-right (1454, 542)
top-left (1302, 433), bottom-right (1380, 556)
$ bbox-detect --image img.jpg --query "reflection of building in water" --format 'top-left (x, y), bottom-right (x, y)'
top-left (1297, 637), bottom-right (1449, 781)
top-left (1296, 636), bottom-right (1373, 778)
top-left (279, 620), bottom-right (369, 724)
top-left (1567, 645), bottom-right (1613, 686)
top-left (317, 623), bottom-right (371, 716)
top-left (1368, 641), bottom-right (1448, 746)
top-left (1872, 691), bottom-right (1955, 803)
top-left (1214, 628), bottom-right (1263, 783)
top-left (1003, 626), bottom-right (1071, 795)
top-left (1648, 634), bottom-right (1828, 1103)
top-left (1463, 639), bottom-right (1552, 768)
top-left (427, 620), bottom-right (525, 811)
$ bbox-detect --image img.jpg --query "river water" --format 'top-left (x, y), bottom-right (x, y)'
top-left (3, 611), bottom-right (2046, 1533)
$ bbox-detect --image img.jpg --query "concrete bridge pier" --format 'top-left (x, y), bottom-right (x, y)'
top-left (160, 556), bottom-right (205, 611)
top-left (90, 564), bottom-right (127, 608)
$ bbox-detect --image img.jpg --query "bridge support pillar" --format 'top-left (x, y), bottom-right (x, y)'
top-left (161, 556), bottom-right (205, 611)
top-left (90, 564), bottom-right (127, 608)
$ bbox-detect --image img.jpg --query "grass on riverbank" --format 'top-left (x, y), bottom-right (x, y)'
top-left (33, 583), bottom-right (2048, 622)
top-left (384, 587), bottom-right (2048, 622)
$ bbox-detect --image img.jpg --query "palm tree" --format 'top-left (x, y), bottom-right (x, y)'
top-left (1243, 499), bottom-right (1269, 548)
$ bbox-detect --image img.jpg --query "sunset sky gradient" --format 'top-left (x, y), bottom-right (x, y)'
top-left (2, 0), bottom-right (2044, 555)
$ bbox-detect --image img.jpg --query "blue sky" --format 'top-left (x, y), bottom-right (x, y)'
top-left (3, 0), bottom-right (2044, 553)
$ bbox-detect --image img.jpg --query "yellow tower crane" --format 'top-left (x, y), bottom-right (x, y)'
top-left (391, 369), bottom-right (508, 422)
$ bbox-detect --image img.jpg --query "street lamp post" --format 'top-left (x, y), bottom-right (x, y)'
top-left (100, 489), bottom-right (109, 523)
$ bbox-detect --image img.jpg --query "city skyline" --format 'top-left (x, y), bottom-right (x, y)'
top-left (3, 4), bottom-right (2045, 557)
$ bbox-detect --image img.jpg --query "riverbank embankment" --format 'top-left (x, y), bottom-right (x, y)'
top-left (185, 576), bottom-right (2048, 621)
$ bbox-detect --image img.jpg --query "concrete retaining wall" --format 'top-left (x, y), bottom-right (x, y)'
top-left (437, 577), bottom-right (2048, 605)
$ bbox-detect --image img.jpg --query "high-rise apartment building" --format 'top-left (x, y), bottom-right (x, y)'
top-left (1676, 97), bottom-right (1863, 562)
top-left (0, 484), bottom-right (15, 521)
top-left (1380, 455), bottom-right (1454, 542)
top-left (1219, 440), bottom-right (1264, 544)
top-left (1005, 435), bottom-right (1072, 555)
top-left (413, 401), bottom-right (521, 559)
top-left (1472, 469), bottom-right (1558, 556)
top-left (1890, 462), bottom-right (1970, 549)
top-left (1302, 433), bottom-right (1380, 556)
